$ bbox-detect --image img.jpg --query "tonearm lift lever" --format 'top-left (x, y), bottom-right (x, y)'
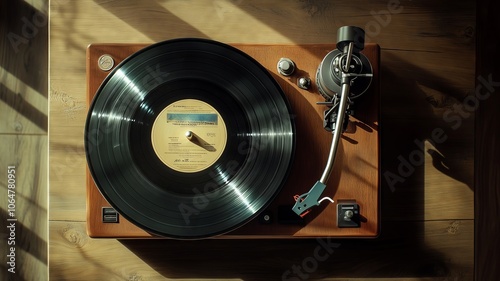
top-left (292, 26), bottom-right (373, 217)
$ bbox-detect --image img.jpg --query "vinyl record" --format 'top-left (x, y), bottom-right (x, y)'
top-left (85, 38), bottom-right (295, 239)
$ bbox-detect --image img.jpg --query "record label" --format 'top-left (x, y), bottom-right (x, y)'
top-left (151, 99), bottom-right (227, 173)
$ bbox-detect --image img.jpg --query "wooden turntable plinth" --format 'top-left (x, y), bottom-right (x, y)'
top-left (86, 43), bottom-right (380, 238)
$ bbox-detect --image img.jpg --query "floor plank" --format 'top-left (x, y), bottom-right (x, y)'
top-left (49, 220), bottom-right (473, 281)
top-left (0, 0), bottom-right (48, 135)
top-left (1, 0), bottom-right (48, 280)
top-left (0, 135), bottom-right (48, 281)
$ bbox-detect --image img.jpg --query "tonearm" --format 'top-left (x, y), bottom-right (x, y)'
top-left (292, 26), bottom-right (373, 217)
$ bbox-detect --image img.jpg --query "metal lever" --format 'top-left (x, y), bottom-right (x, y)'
top-left (319, 41), bottom-right (375, 183)
top-left (292, 61), bottom-right (352, 216)
top-left (293, 26), bottom-right (373, 217)
top-left (319, 67), bottom-right (352, 184)
top-left (293, 42), bottom-right (355, 217)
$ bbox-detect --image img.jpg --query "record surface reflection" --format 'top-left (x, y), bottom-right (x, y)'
top-left (85, 39), bottom-right (295, 239)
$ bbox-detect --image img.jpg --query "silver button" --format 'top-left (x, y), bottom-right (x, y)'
top-left (277, 58), bottom-right (295, 76)
top-left (98, 54), bottom-right (114, 71)
top-left (297, 77), bottom-right (311, 89)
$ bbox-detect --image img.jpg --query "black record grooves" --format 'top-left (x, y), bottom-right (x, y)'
top-left (85, 39), bottom-right (295, 239)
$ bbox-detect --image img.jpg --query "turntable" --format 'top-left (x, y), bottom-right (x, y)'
top-left (85, 26), bottom-right (380, 239)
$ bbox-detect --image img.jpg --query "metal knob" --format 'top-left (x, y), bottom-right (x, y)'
top-left (344, 210), bottom-right (354, 221)
top-left (277, 58), bottom-right (295, 76)
top-left (297, 77), bottom-right (311, 89)
top-left (98, 54), bottom-right (114, 71)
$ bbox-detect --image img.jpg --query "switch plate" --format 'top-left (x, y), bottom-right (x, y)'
top-left (102, 207), bottom-right (119, 223)
top-left (337, 203), bottom-right (360, 228)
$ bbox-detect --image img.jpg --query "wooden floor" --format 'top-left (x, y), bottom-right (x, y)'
top-left (0, 0), bottom-right (48, 280)
top-left (5, 0), bottom-right (496, 280)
